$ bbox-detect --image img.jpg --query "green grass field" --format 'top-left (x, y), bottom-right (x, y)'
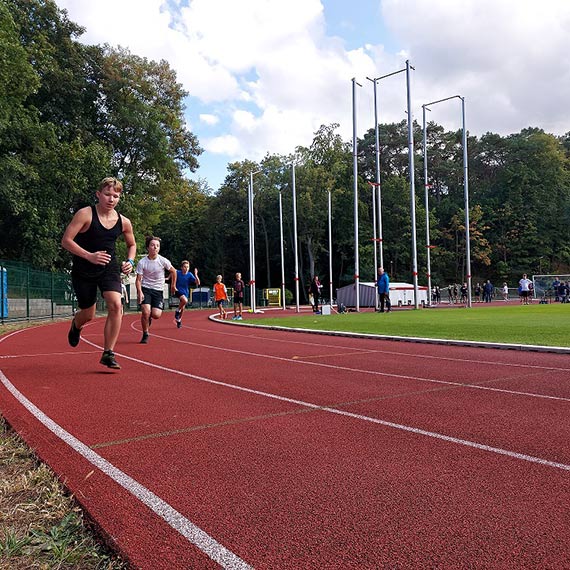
top-left (256, 303), bottom-right (570, 347)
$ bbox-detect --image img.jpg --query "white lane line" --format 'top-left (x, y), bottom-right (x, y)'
top-left (80, 338), bottom-right (570, 472)
top-left (0, 375), bottom-right (252, 568)
top-left (127, 324), bottom-right (570, 403)
top-left (185, 321), bottom-right (570, 372)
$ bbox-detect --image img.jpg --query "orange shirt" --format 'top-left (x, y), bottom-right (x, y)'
top-left (213, 282), bottom-right (227, 301)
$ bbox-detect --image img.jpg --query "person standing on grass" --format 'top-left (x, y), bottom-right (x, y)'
top-left (376, 267), bottom-right (392, 313)
top-left (62, 177), bottom-right (136, 370)
top-left (135, 236), bottom-right (177, 343)
top-left (310, 275), bottom-right (323, 314)
top-left (174, 260), bottom-right (199, 329)
top-left (519, 273), bottom-right (532, 305)
top-left (483, 280), bottom-right (494, 303)
top-left (232, 272), bottom-right (245, 320)
top-left (213, 275), bottom-right (229, 319)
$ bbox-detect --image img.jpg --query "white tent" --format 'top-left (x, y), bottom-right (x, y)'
top-left (336, 282), bottom-right (428, 308)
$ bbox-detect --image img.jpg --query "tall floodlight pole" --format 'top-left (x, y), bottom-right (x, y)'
top-left (461, 97), bottom-right (472, 308)
top-left (247, 176), bottom-right (253, 311)
top-left (352, 78), bottom-right (362, 311)
top-left (406, 60), bottom-right (419, 308)
top-left (423, 95), bottom-right (472, 307)
top-left (328, 190), bottom-right (333, 306)
top-left (279, 189), bottom-right (286, 310)
top-left (249, 170), bottom-right (262, 312)
top-left (291, 164), bottom-right (300, 313)
top-left (371, 182), bottom-right (378, 310)
top-left (422, 104), bottom-right (432, 306)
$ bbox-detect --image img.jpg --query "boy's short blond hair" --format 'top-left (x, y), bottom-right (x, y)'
top-left (181, 260), bottom-right (190, 266)
top-left (99, 177), bottom-right (123, 192)
top-left (216, 275), bottom-right (222, 280)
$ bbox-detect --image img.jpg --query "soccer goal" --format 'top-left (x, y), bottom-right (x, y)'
top-left (532, 274), bottom-right (570, 300)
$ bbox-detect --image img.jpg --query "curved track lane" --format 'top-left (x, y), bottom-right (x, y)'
top-left (1, 311), bottom-right (569, 569)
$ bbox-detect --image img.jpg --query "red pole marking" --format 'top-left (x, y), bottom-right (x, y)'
top-left (354, 275), bottom-right (359, 279)
top-left (294, 277), bottom-right (299, 281)
top-left (413, 272), bottom-right (418, 276)
top-left (426, 245), bottom-right (437, 249)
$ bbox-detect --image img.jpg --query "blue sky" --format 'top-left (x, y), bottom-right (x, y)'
top-left (57, 0), bottom-right (570, 192)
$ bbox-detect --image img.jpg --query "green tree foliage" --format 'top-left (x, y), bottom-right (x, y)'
top-left (1, 0), bottom-right (203, 269)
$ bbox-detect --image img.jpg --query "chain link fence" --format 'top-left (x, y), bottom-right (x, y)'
top-left (0, 260), bottom-right (75, 323)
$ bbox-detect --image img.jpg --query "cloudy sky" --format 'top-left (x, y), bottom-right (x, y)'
top-left (55, 0), bottom-right (570, 190)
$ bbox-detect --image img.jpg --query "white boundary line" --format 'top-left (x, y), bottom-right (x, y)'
top-left (197, 317), bottom-right (570, 373)
top-left (128, 323), bottom-right (570, 403)
top-left (0, 336), bottom-right (252, 570)
top-left (85, 337), bottom-right (570, 472)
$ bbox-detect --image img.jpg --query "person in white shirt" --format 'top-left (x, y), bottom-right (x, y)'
top-left (502, 282), bottom-right (509, 301)
top-left (518, 273), bottom-right (532, 305)
top-left (136, 236), bottom-right (176, 343)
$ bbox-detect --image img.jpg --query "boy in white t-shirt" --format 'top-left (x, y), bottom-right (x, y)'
top-left (135, 236), bottom-right (177, 343)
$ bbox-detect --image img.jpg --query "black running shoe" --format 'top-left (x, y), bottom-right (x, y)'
top-left (100, 350), bottom-right (121, 369)
top-left (140, 332), bottom-right (149, 344)
top-left (68, 319), bottom-right (81, 347)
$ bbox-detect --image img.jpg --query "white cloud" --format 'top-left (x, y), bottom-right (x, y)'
top-left (55, 0), bottom-right (570, 188)
top-left (199, 114), bottom-right (219, 126)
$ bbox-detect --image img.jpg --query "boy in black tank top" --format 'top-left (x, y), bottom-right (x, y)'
top-left (62, 177), bottom-right (136, 369)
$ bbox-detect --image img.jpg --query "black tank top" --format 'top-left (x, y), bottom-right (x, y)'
top-left (72, 206), bottom-right (123, 277)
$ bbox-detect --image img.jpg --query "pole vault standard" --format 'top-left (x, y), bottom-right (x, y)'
top-left (422, 104), bottom-right (433, 305)
top-left (422, 94), bottom-right (472, 307)
top-left (405, 60), bottom-right (419, 309)
top-left (291, 164), bottom-right (300, 313)
top-left (366, 65), bottom-right (409, 304)
top-left (328, 189), bottom-right (333, 307)
top-left (279, 189), bottom-right (286, 310)
top-left (352, 78), bottom-right (362, 311)
top-left (248, 170), bottom-right (262, 312)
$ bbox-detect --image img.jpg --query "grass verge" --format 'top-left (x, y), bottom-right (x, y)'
top-left (0, 416), bottom-right (128, 570)
top-left (256, 303), bottom-right (570, 347)
top-left (1, 320), bottom-right (128, 569)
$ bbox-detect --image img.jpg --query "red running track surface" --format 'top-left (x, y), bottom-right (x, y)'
top-left (1, 310), bottom-right (569, 569)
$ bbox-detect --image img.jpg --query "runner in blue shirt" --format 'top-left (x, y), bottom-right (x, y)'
top-left (174, 260), bottom-right (199, 328)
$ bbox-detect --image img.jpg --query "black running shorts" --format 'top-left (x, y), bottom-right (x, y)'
top-left (72, 265), bottom-right (121, 309)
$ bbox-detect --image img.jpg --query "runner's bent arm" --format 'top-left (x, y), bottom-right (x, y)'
top-left (120, 217), bottom-right (137, 275)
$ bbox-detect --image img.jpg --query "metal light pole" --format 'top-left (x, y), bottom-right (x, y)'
top-left (422, 104), bottom-right (432, 306)
top-left (406, 60), bottom-right (419, 308)
top-left (279, 189), bottom-right (286, 310)
top-left (352, 77), bottom-right (361, 311)
top-left (422, 95), bottom-right (472, 307)
top-left (291, 164), bottom-right (300, 313)
top-left (328, 189), bottom-right (333, 306)
top-left (248, 170), bottom-right (262, 312)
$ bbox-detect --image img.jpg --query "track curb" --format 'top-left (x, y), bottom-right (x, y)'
top-left (208, 314), bottom-right (570, 354)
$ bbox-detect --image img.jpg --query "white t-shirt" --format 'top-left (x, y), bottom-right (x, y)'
top-left (136, 255), bottom-right (172, 291)
top-left (519, 278), bottom-right (531, 292)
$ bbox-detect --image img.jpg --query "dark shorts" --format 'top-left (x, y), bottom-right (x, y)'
top-left (141, 286), bottom-right (165, 310)
top-left (233, 295), bottom-right (243, 304)
top-left (174, 291), bottom-right (189, 299)
top-left (72, 265), bottom-right (121, 309)
top-left (521, 290), bottom-right (529, 297)
top-left (216, 299), bottom-right (225, 308)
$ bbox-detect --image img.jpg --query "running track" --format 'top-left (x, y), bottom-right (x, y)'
top-left (1, 310), bottom-right (569, 569)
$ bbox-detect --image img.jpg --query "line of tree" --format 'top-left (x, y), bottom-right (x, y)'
top-left (2, 0), bottom-right (570, 301)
